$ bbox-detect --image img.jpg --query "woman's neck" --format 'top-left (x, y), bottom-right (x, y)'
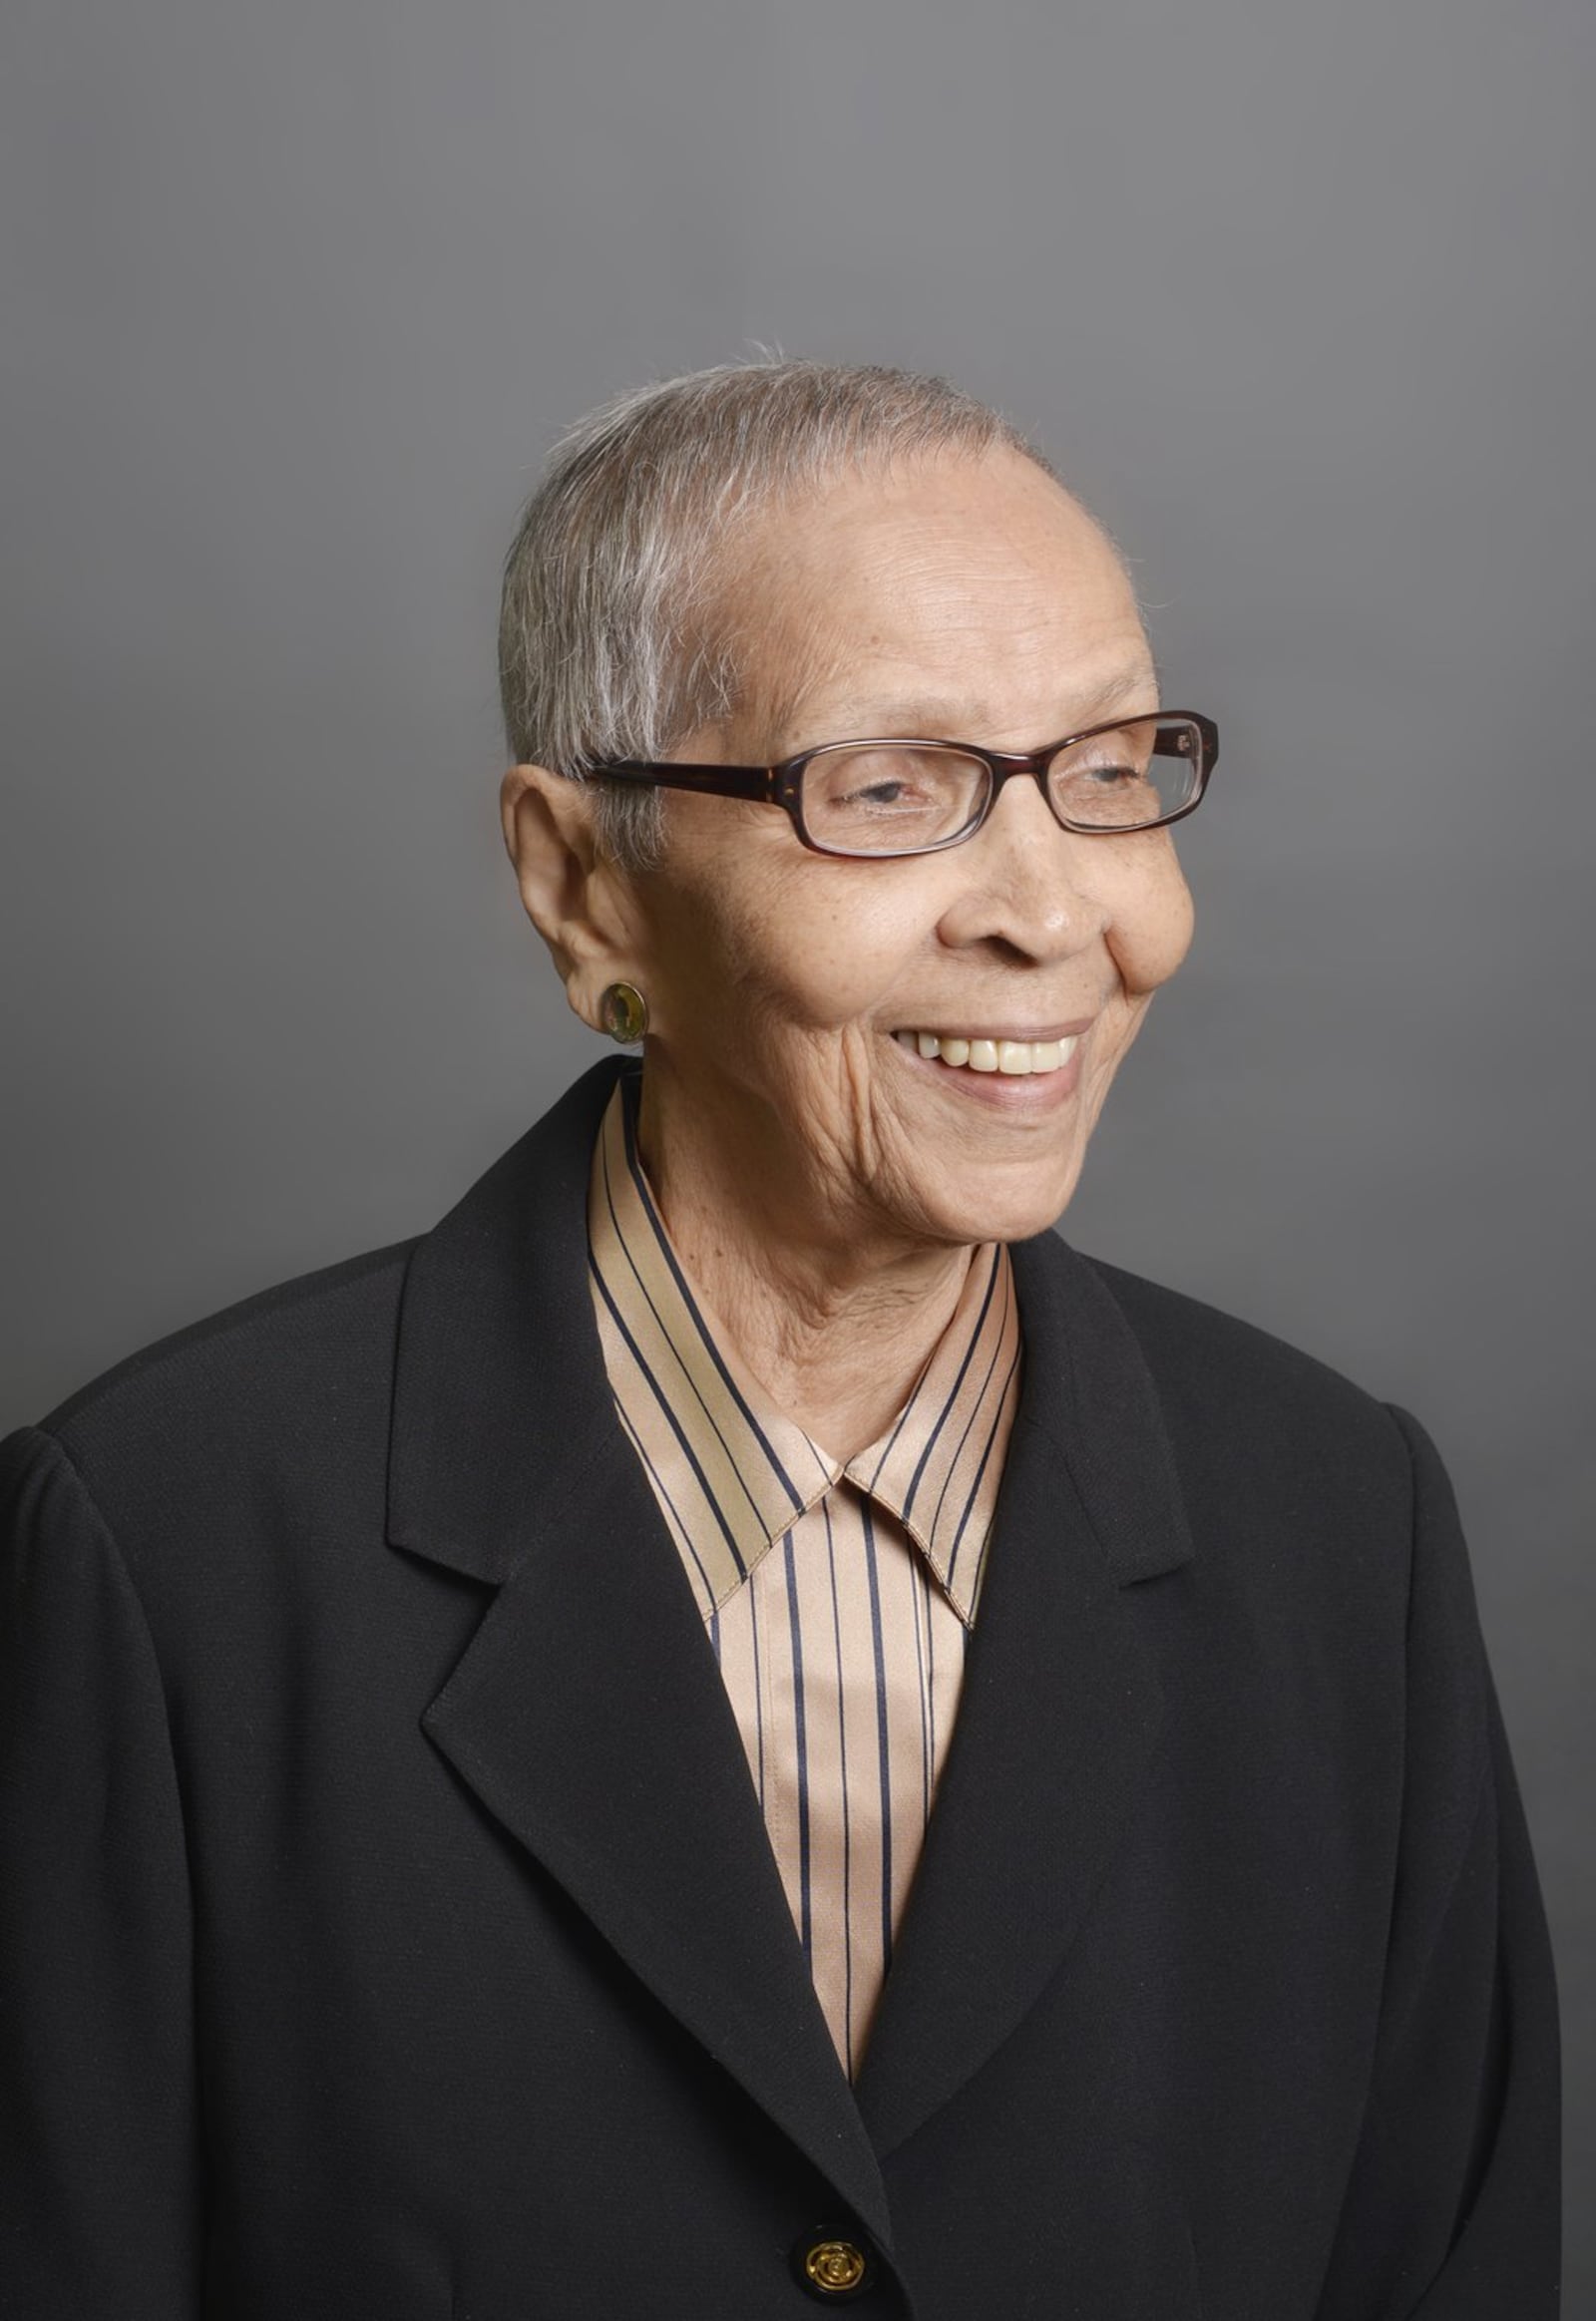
top-left (635, 1075), bottom-right (977, 1461)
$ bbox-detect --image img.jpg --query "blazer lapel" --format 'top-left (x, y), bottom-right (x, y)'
top-left (854, 1232), bottom-right (1196, 2161)
top-left (385, 1062), bottom-right (889, 2245)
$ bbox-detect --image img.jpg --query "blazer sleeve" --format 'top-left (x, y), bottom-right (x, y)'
top-left (1315, 1406), bottom-right (1561, 2321)
top-left (0, 1424), bottom-right (203, 2319)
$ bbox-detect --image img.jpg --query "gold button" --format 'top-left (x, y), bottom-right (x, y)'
top-left (804, 2238), bottom-right (868, 2295)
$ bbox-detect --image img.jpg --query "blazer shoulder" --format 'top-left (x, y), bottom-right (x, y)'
top-left (32, 1237), bottom-right (420, 1510)
top-left (1084, 1251), bottom-right (1391, 1411)
top-left (1076, 1249), bottom-right (1416, 1503)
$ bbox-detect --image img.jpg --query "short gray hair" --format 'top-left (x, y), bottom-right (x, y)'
top-left (497, 358), bottom-right (1057, 869)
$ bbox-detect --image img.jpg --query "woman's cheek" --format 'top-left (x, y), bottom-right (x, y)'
top-left (1109, 852), bottom-right (1195, 995)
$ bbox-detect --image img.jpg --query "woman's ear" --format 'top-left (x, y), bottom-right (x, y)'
top-left (499, 764), bottom-right (646, 1029)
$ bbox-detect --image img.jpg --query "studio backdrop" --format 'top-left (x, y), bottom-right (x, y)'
top-left (3, 0), bottom-right (1591, 2299)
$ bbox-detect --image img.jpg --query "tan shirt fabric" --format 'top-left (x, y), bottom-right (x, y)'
top-left (586, 1072), bottom-right (1021, 2076)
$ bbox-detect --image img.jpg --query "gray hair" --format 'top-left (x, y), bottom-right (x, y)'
top-left (497, 358), bottom-right (1058, 869)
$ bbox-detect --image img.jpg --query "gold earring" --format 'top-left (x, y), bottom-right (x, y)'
top-left (598, 981), bottom-right (649, 1042)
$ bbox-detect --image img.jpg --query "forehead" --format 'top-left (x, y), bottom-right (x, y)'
top-left (724, 446), bottom-right (1153, 752)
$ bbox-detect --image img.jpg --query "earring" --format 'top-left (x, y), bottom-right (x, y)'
top-left (598, 981), bottom-right (649, 1042)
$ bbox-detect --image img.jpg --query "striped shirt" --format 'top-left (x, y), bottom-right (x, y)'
top-left (586, 1071), bottom-right (1022, 2076)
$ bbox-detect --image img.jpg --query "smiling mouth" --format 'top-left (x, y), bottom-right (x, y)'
top-left (892, 1029), bottom-right (1081, 1076)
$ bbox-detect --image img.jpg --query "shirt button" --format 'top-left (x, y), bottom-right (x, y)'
top-left (795, 2233), bottom-right (874, 2299)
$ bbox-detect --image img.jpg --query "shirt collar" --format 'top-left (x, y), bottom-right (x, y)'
top-left (586, 1073), bottom-right (1021, 1627)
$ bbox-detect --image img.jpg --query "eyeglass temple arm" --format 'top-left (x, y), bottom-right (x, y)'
top-left (586, 760), bottom-right (775, 804)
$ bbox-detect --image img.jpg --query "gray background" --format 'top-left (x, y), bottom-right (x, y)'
top-left (4, 0), bottom-right (1591, 2297)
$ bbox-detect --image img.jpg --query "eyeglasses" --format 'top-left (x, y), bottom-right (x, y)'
top-left (587, 711), bottom-right (1217, 860)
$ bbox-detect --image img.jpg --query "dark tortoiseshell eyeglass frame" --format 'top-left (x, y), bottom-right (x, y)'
top-left (586, 710), bottom-right (1218, 860)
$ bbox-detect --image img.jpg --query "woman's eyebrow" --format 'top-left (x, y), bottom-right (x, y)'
top-left (775, 662), bottom-right (1163, 752)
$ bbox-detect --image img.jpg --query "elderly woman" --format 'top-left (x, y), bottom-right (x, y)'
top-left (0, 362), bottom-right (1559, 2319)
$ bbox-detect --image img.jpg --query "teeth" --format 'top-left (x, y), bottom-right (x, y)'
top-left (896, 1030), bottom-right (1079, 1075)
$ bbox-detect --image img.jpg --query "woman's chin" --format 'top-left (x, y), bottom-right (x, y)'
top-left (903, 1156), bottom-right (1086, 1251)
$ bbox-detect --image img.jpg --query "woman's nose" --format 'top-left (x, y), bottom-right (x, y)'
top-left (934, 776), bottom-right (1110, 961)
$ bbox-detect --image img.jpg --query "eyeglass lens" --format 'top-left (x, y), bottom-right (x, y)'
top-left (799, 716), bottom-right (1203, 855)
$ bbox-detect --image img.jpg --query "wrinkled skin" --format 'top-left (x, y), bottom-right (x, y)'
top-left (502, 446), bottom-right (1194, 1449)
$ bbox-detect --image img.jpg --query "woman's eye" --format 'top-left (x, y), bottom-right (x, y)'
top-left (820, 753), bottom-right (950, 813)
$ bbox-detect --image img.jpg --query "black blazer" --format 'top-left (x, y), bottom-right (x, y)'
top-left (0, 1060), bottom-right (1560, 2319)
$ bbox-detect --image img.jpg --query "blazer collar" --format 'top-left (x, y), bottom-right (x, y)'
top-left (386, 1059), bottom-right (628, 1587)
top-left (386, 1057), bottom-right (1196, 2211)
top-left (388, 1057), bottom-right (1193, 1593)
